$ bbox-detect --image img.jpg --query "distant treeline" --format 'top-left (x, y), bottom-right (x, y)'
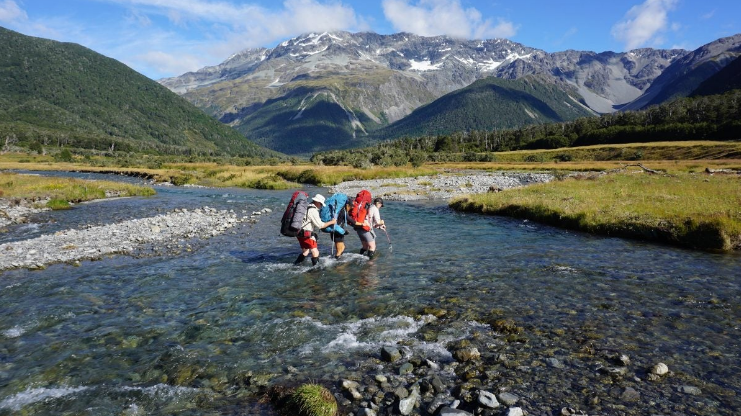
top-left (312, 89), bottom-right (741, 167)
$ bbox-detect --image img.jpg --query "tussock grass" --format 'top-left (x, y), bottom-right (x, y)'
top-left (0, 154), bottom-right (438, 189)
top-left (0, 172), bottom-right (155, 209)
top-left (289, 383), bottom-right (337, 416)
top-left (451, 170), bottom-right (741, 251)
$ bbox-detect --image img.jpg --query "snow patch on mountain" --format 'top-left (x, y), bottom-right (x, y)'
top-left (409, 59), bottom-right (443, 71)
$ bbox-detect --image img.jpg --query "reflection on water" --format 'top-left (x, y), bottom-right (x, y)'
top-left (1, 172), bottom-right (740, 414)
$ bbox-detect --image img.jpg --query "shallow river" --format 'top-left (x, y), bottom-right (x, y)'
top-left (1, 172), bottom-right (740, 415)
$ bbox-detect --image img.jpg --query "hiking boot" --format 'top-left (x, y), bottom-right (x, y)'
top-left (367, 250), bottom-right (375, 259)
top-left (311, 256), bottom-right (319, 266)
top-left (293, 254), bottom-right (306, 265)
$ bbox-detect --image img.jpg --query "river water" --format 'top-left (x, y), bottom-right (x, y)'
top-left (1, 172), bottom-right (740, 415)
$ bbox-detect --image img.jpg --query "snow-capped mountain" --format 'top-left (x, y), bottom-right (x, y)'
top-left (158, 31), bottom-right (711, 154)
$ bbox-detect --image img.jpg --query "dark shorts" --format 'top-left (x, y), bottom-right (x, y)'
top-left (330, 232), bottom-right (344, 242)
top-left (356, 228), bottom-right (376, 243)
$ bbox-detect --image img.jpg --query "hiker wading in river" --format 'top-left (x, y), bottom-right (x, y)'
top-left (295, 194), bottom-right (336, 266)
top-left (357, 197), bottom-right (385, 259)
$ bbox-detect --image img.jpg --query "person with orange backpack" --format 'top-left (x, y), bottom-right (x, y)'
top-left (356, 197), bottom-right (386, 259)
top-left (294, 194), bottom-right (336, 266)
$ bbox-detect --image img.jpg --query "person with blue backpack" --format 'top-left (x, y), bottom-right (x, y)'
top-left (319, 193), bottom-right (351, 259)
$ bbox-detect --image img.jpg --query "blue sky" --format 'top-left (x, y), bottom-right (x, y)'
top-left (1, 0), bottom-right (738, 80)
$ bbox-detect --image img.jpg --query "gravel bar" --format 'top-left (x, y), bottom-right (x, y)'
top-left (330, 171), bottom-right (555, 201)
top-left (0, 206), bottom-right (265, 271)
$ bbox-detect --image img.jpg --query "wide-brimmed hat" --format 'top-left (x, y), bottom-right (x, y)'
top-left (312, 194), bottom-right (326, 206)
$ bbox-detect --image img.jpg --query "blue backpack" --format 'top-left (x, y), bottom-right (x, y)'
top-left (320, 193), bottom-right (349, 235)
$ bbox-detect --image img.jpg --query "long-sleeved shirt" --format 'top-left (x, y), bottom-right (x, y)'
top-left (301, 205), bottom-right (323, 232)
top-left (366, 205), bottom-right (381, 229)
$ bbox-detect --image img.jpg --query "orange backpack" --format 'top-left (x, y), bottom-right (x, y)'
top-left (347, 190), bottom-right (372, 231)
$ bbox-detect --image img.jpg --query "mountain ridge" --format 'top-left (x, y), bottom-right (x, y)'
top-left (160, 31), bottom-right (693, 154)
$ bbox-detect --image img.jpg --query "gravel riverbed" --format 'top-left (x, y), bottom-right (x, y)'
top-left (0, 206), bottom-right (269, 271)
top-left (330, 171), bottom-right (555, 201)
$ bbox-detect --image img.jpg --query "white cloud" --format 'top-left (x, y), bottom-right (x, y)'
top-left (382, 0), bottom-right (517, 39)
top-left (95, 0), bottom-right (365, 76)
top-left (0, 0), bottom-right (27, 24)
top-left (132, 50), bottom-right (203, 77)
top-left (611, 0), bottom-right (678, 50)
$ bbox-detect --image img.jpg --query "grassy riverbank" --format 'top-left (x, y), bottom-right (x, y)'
top-left (0, 172), bottom-right (155, 209)
top-left (451, 170), bottom-right (741, 251)
top-left (0, 153), bottom-right (440, 188)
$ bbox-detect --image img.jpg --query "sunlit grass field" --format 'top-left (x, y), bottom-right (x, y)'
top-left (0, 172), bottom-right (155, 209)
top-left (451, 170), bottom-right (741, 251)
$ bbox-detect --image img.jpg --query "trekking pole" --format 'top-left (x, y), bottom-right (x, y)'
top-left (331, 232), bottom-right (335, 257)
top-left (382, 227), bottom-right (392, 252)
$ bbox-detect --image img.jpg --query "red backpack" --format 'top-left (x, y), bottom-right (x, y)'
top-left (347, 190), bottom-right (372, 231)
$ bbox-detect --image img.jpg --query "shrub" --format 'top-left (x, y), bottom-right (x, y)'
top-left (29, 141), bottom-right (44, 154)
top-left (524, 154), bottom-right (546, 163)
top-left (47, 199), bottom-right (71, 210)
top-left (55, 148), bottom-right (73, 162)
top-left (289, 383), bottom-right (337, 416)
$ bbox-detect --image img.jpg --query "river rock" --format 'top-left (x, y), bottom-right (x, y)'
top-left (546, 358), bottom-right (565, 369)
top-left (381, 346), bottom-right (402, 362)
top-left (453, 347), bottom-right (480, 362)
top-left (678, 385), bottom-right (702, 395)
top-left (497, 392), bottom-right (519, 406)
top-left (438, 406), bottom-right (474, 416)
top-left (398, 388), bottom-right (419, 415)
top-left (357, 408), bottom-right (377, 416)
top-left (621, 387), bottom-right (640, 402)
top-left (431, 376), bottom-right (446, 394)
top-left (651, 363), bottom-right (669, 375)
top-left (399, 363), bottom-right (414, 375)
top-left (505, 407), bottom-right (524, 416)
top-left (478, 390), bottom-right (500, 408)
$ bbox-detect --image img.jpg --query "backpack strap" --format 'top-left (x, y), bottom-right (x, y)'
top-left (302, 204), bottom-right (317, 229)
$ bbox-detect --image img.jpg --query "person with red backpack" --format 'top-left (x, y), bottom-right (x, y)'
top-left (356, 197), bottom-right (386, 259)
top-left (294, 194), bottom-right (336, 266)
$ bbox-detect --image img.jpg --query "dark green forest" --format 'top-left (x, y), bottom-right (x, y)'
top-left (312, 89), bottom-right (741, 167)
top-left (370, 75), bottom-right (594, 141)
top-left (0, 27), bottom-right (280, 158)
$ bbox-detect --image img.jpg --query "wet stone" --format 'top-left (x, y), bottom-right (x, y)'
top-left (478, 390), bottom-right (500, 408)
top-left (453, 347), bottom-right (481, 362)
top-left (621, 386), bottom-right (641, 402)
top-left (357, 408), bottom-right (377, 416)
top-left (505, 407), bottom-right (524, 416)
top-left (399, 362), bottom-right (414, 375)
top-left (431, 376), bottom-right (446, 394)
top-left (497, 392), bottom-right (519, 406)
top-left (651, 362), bottom-right (669, 375)
top-left (438, 406), bottom-right (474, 416)
top-left (679, 385), bottom-right (702, 395)
top-left (546, 357), bottom-right (565, 369)
top-left (381, 346), bottom-right (402, 362)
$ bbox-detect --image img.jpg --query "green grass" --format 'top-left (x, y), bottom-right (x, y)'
top-left (289, 383), bottom-right (337, 416)
top-left (450, 170), bottom-right (741, 251)
top-left (0, 172), bottom-right (155, 209)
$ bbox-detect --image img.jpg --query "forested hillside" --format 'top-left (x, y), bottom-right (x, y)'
top-left (371, 76), bottom-right (595, 140)
top-left (0, 27), bottom-right (279, 158)
top-left (313, 89), bottom-right (741, 166)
